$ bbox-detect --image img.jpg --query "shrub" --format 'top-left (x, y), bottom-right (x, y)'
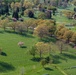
top-left (24, 9), bottom-right (34, 18)
top-left (38, 12), bottom-right (46, 19)
top-left (18, 42), bottom-right (24, 48)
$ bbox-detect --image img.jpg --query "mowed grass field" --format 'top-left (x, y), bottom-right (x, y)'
top-left (0, 30), bottom-right (76, 75)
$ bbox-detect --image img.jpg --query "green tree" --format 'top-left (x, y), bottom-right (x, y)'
top-left (30, 46), bottom-right (37, 58)
top-left (41, 59), bottom-right (47, 68)
top-left (35, 42), bottom-right (51, 58)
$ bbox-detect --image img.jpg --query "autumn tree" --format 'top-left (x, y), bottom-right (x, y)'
top-left (48, 24), bottom-right (56, 37)
top-left (23, 1), bottom-right (34, 9)
top-left (71, 32), bottom-right (76, 46)
top-left (63, 30), bottom-right (73, 43)
top-left (38, 12), bottom-right (46, 19)
top-left (16, 22), bottom-right (26, 34)
top-left (33, 0), bottom-right (40, 5)
top-left (23, 19), bottom-right (33, 32)
top-left (34, 24), bottom-right (49, 39)
top-left (8, 22), bottom-right (17, 32)
top-left (11, 2), bottom-right (15, 11)
top-left (14, 2), bottom-right (21, 9)
top-left (55, 25), bottom-right (68, 39)
top-left (56, 27), bottom-right (68, 39)
top-left (0, 19), bottom-right (9, 31)
top-left (62, 10), bottom-right (75, 19)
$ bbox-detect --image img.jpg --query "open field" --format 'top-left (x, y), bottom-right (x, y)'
top-left (0, 0), bottom-right (76, 75)
top-left (0, 30), bottom-right (76, 75)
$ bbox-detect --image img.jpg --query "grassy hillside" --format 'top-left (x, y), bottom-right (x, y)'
top-left (0, 30), bottom-right (76, 75)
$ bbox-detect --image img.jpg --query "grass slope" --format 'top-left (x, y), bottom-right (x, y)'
top-left (0, 31), bottom-right (76, 75)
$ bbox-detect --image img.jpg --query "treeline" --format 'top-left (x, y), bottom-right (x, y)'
top-left (0, 18), bottom-right (76, 47)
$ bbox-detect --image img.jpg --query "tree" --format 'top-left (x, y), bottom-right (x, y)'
top-left (16, 22), bottom-right (26, 34)
top-left (45, 10), bottom-right (52, 19)
top-left (8, 22), bottom-right (17, 32)
top-left (48, 6), bottom-right (57, 16)
top-left (15, 2), bottom-right (21, 9)
top-left (23, 19), bottom-right (32, 32)
top-left (34, 24), bottom-right (49, 39)
top-left (0, 19), bottom-right (9, 31)
top-left (73, 0), bottom-right (76, 6)
top-left (56, 27), bottom-right (68, 39)
top-left (28, 10), bottom-right (34, 18)
top-left (41, 59), bottom-right (47, 68)
top-left (63, 10), bottom-right (75, 19)
top-left (38, 12), bottom-right (46, 19)
top-left (56, 41), bottom-right (67, 54)
top-left (12, 10), bottom-right (19, 20)
top-left (63, 30), bottom-right (73, 43)
top-left (35, 42), bottom-right (51, 58)
top-left (71, 32), bottom-right (76, 46)
top-left (5, 4), bottom-right (9, 15)
top-left (55, 25), bottom-right (68, 39)
top-left (30, 46), bottom-right (37, 58)
top-left (48, 24), bottom-right (56, 37)
top-left (11, 2), bottom-right (15, 11)
top-left (33, 0), bottom-right (40, 5)
top-left (23, 1), bottom-right (33, 9)
top-left (24, 9), bottom-right (34, 18)
top-left (36, 42), bottom-right (45, 58)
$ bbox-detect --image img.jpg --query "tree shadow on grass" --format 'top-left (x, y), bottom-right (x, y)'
top-left (1, 52), bottom-right (7, 56)
top-left (40, 37), bottom-right (57, 43)
top-left (44, 67), bottom-right (53, 71)
top-left (0, 31), bottom-right (4, 34)
top-left (31, 57), bottom-right (41, 62)
top-left (5, 30), bottom-right (34, 38)
top-left (5, 30), bottom-right (18, 34)
top-left (61, 53), bottom-right (76, 59)
top-left (51, 54), bottom-right (67, 64)
top-left (20, 46), bottom-right (27, 48)
top-left (21, 33), bottom-right (34, 38)
top-left (0, 61), bottom-right (15, 73)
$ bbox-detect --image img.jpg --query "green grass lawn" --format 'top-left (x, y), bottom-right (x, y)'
top-left (0, 31), bottom-right (76, 75)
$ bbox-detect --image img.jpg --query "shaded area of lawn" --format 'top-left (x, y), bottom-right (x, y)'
top-left (51, 52), bottom-right (76, 64)
top-left (39, 37), bottom-right (57, 43)
top-left (0, 61), bottom-right (15, 72)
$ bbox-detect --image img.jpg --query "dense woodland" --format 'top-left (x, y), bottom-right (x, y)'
top-left (0, 0), bottom-right (76, 75)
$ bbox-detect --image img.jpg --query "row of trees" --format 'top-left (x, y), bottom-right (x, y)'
top-left (0, 18), bottom-right (76, 45)
top-left (0, 18), bottom-right (76, 47)
top-left (56, 25), bottom-right (76, 46)
top-left (0, 0), bottom-right (58, 20)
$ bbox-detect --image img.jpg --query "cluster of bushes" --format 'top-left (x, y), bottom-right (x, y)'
top-left (62, 10), bottom-right (75, 19)
top-left (0, 0), bottom-right (58, 20)
top-left (0, 4), bottom-right (9, 16)
top-left (56, 25), bottom-right (76, 47)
